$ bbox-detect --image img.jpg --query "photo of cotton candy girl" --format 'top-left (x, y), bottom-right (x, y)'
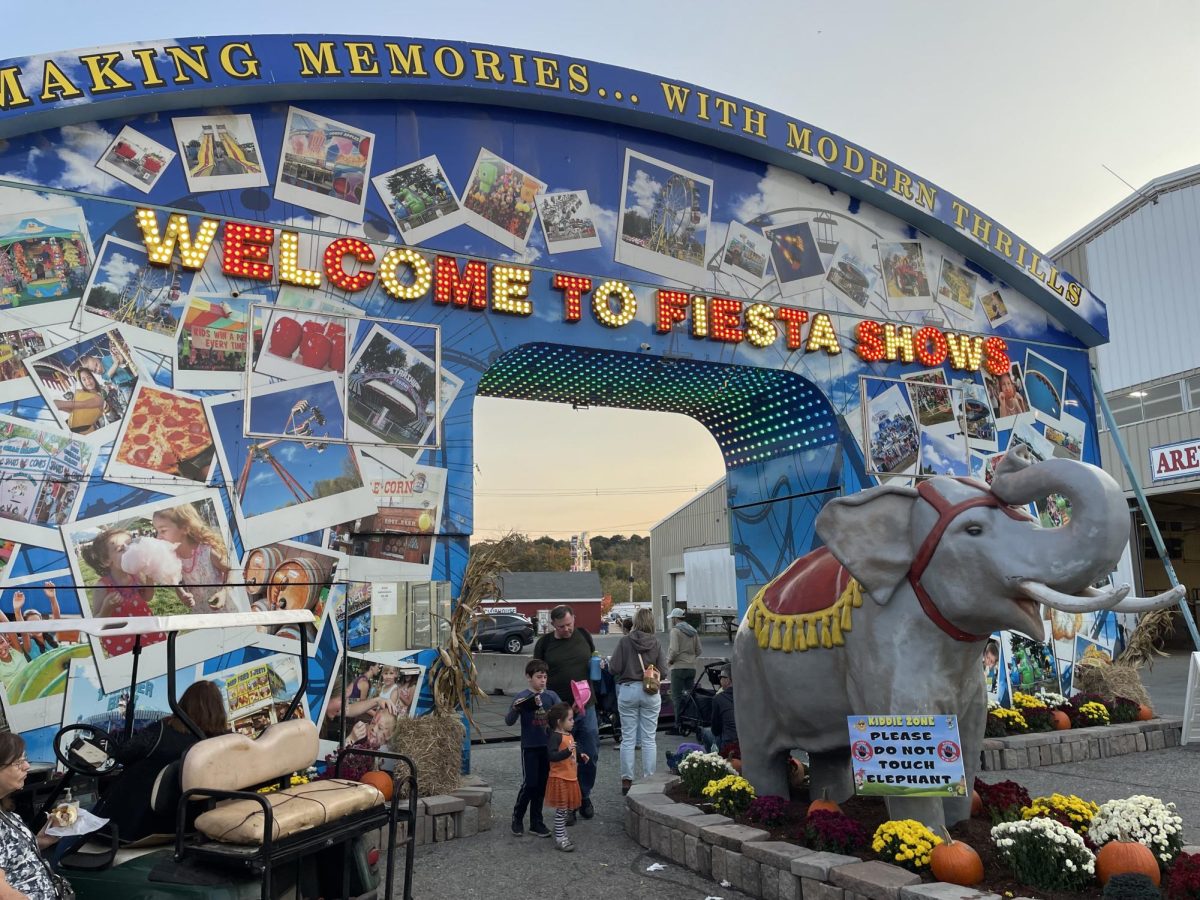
top-left (63, 490), bottom-right (257, 692)
top-left (0, 570), bottom-right (91, 733)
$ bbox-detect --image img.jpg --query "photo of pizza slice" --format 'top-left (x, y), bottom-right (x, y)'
top-left (115, 386), bottom-right (216, 481)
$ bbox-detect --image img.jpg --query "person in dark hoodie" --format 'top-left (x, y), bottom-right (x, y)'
top-left (666, 607), bottom-right (702, 735)
top-left (607, 607), bottom-right (668, 795)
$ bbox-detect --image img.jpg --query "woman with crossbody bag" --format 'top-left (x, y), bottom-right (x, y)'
top-left (607, 608), bottom-right (667, 795)
top-left (0, 732), bottom-right (68, 900)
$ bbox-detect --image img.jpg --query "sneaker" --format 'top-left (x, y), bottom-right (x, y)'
top-left (566, 810), bottom-right (577, 826)
top-left (555, 839), bottom-right (576, 852)
top-left (579, 798), bottom-right (595, 820)
top-left (529, 824), bottom-right (551, 838)
top-left (621, 778), bottom-right (632, 795)
top-left (510, 819), bottom-right (524, 837)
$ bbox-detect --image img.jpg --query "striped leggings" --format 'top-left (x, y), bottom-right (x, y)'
top-left (554, 808), bottom-right (568, 843)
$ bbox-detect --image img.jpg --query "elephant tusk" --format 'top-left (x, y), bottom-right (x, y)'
top-left (1111, 584), bottom-right (1189, 613)
top-left (1017, 580), bottom-right (1131, 611)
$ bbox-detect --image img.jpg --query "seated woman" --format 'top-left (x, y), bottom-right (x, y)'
top-left (0, 732), bottom-right (61, 899)
top-left (96, 680), bottom-right (229, 843)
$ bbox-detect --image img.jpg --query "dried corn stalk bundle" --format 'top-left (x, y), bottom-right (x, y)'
top-left (427, 533), bottom-right (518, 728)
top-left (1117, 607), bottom-right (1174, 669)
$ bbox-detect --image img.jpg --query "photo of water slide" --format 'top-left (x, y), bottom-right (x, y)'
top-left (173, 114), bottom-right (268, 192)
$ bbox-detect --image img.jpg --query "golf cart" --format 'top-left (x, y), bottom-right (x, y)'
top-left (2, 610), bottom-right (417, 900)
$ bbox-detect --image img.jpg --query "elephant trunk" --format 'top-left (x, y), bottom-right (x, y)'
top-left (990, 449), bottom-right (1130, 595)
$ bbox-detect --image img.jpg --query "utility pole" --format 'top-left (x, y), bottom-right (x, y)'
top-left (628, 561), bottom-right (634, 605)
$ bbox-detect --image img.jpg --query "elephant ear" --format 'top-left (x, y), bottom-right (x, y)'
top-left (815, 484), bottom-right (918, 605)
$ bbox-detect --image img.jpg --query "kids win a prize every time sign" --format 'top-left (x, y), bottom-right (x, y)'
top-left (848, 715), bottom-right (967, 798)
top-left (0, 34), bottom-right (1119, 760)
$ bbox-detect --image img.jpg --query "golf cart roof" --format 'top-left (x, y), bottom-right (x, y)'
top-left (0, 609), bottom-right (315, 637)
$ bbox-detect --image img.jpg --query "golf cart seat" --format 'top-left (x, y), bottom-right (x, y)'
top-left (186, 718), bottom-right (385, 845)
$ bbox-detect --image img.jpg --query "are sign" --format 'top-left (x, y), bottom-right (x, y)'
top-left (1150, 439), bottom-right (1200, 483)
top-left (846, 714), bottom-right (967, 798)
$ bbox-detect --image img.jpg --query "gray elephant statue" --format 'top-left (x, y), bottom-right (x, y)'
top-left (733, 445), bottom-right (1184, 832)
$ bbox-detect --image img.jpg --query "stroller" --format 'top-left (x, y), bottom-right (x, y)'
top-left (673, 659), bottom-right (727, 740)
top-left (595, 661), bottom-right (621, 744)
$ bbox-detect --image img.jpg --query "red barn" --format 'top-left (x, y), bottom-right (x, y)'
top-left (484, 571), bottom-right (604, 635)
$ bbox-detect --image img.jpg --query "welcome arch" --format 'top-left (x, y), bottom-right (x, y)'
top-left (0, 34), bottom-right (1109, 744)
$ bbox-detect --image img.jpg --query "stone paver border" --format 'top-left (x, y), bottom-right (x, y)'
top-left (980, 717), bottom-right (1181, 771)
top-left (625, 773), bottom-right (1041, 900)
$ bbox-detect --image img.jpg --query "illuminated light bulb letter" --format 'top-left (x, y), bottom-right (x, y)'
top-left (982, 336), bottom-right (1011, 376)
top-left (882, 324), bottom-right (915, 363)
top-left (378, 248), bottom-right (433, 301)
top-left (744, 303), bottom-right (777, 348)
top-left (690, 295), bottom-right (709, 338)
top-left (137, 209), bottom-right (218, 269)
top-left (492, 265), bottom-right (533, 315)
top-left (805, 313), bottom-right (841, 354)
top-left (278, 231), bottom-right (323, 288)
top-left (708, 297), bottom-right (744, 343)
top-left (553, 273), bottom-right (592, 322)
top-left (222, 222), bottom-right (275, 281)
top-left (591, 280), bottom-right (637, 327)
top-left (655, 290), bottom-right (690, 333)
top-left (913, 326), bottom-right (949, 366)
top-left (434, 256), bottom-right (489, 309)
top-left (323, 238), bottom-right (376, 292)
top-left (854, 320), bottom-right (885, 362)
top-left (774, 307), bottom-right (809, 350)
top-left (944, 332), bottom-right (985, 372)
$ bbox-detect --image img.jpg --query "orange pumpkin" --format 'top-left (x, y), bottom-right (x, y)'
top-left (930, 838), bottom-right (984, 886)
top-left (1051, 710), bottom-right (1072, 730)
top-left (361, 769), bottom-right (394, 802)
top-left (807, 789), bottom-right (841, 817)
top-left (970, 790), bottom-right (983, 818)
top-left (1096, 840), bottom-right (1160, 887)
top-left (1137, 704), bottom-right (1154, 721)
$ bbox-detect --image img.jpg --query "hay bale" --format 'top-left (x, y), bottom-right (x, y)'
top-left (1071, 658), bottom-right (1152, 707)
top-left (391, 713), bottom-right (464, 797)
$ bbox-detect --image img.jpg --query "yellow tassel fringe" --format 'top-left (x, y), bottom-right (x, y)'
top-left (744, 577), bottom-right (863, 653)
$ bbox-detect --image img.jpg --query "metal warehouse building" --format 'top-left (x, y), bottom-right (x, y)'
top-left (1051, 163), bottom-right (1200, 645)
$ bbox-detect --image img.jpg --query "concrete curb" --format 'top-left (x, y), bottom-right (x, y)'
top-left (979, 717), bottom-right (1182, 771)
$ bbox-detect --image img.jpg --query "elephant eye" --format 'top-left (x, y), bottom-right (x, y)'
top-left (965, 524), bottom-right (984, 536)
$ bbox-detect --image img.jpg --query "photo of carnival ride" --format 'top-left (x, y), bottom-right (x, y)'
top-left (382, 163), bottom-right (458, 232)
top-left (84, 258), bottom-right (182, 336)
top-left (348, 369), bottom-right (431, 444)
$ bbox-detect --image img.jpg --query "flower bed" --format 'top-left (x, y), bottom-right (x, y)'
top-left (633, 747), bottom-right (1195, 900)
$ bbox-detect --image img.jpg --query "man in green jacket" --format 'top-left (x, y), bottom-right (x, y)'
top-left (667, 608), bottom-right (702, 735)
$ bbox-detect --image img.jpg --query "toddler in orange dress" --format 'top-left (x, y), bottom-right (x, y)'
top-left (545, 702), bottom-right (589, 852)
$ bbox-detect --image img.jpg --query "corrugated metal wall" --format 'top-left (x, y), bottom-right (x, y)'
top-left (1086, 183), bottom-right (1200, 391)
top-left (650, 479), bottom-right (728, 616)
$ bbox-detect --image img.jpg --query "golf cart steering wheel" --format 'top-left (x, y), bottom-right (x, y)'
top-left (54, 724), bottom-right (122, 777)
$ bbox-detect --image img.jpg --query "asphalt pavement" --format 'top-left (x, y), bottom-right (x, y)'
top-left (409, 648), bottom-right (1200, 899)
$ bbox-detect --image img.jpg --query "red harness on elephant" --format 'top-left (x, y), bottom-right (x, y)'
top-left (746, 478), bottom-right (1033, 651)
top-left (909, 479), bottom-right (1033, 643)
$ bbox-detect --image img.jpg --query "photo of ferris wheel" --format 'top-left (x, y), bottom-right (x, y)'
top-left (615, 149), bottom-right (712, 285)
